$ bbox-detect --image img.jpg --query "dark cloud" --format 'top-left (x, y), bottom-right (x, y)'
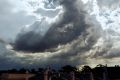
top-left (14, 31), bottom-right (43, 52)
top-left (14, 0), bottom-right (94, 52)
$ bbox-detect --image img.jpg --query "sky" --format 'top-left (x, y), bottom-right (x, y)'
top-left (0, 0), bottom-right (120, 69)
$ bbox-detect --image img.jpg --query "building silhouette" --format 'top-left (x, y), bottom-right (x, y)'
top-left (0, 65), bottom-right (120, 80)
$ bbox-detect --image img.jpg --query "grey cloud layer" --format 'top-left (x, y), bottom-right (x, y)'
top-left (97, 0), bottom-right (120, 9)
top-left (14, 0), bottom-right (100, 52)
top-left (0, 0), bottom-right (120, 69)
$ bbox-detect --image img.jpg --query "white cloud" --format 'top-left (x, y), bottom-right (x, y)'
top-left (0, 0), bottom-right (36, 40)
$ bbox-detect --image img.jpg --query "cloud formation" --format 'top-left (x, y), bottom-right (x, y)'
top-left (0, 0), bottom-right (120, 69)
top-left (14, 0), bottom-right (100, 52)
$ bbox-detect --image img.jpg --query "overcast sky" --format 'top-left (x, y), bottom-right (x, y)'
top-left (0, 0), bottom-right (120, 69)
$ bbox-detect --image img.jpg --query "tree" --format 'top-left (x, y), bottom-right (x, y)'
top-left (81, 66), bottom-right (92, 73)
top-left (60, 65), bottom-right (77, 73)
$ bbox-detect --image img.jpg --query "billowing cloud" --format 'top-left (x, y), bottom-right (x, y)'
top-left (14, 0), bottom-right (101, 52)
top-left (0, 0), bottom-right (120, 69)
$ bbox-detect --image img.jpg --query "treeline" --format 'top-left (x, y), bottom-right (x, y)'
top-left (0, 64), bottom-right (120, 80)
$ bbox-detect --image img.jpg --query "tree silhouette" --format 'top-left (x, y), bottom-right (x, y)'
top-left (60, 65), bottom-right (77, 73)
top-left (81, 66), bottom-right (92, 73)
top-left (19, 68), bottom-right (26, 73)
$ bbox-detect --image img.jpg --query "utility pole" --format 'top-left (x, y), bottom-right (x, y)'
top-left (70, 71), bottom-right (75, 80)
top-left (90, 72), bottom-right (94, 80)
top-left (44, 70), bottom-right (49, 80)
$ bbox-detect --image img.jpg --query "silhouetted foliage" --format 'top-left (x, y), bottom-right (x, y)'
top-left (60, 65), bottom-right (77, 73)
top-left (38, 68), bottom-right (44, 72)
top-left (19, 68), bottom-right (26, 73)
top-left (81, 65), bottom-right (92, 73)
top-left (0, 65), bottom-right (120, 80)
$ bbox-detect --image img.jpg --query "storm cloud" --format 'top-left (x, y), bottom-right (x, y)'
top-left (0, 0), bottom-right (120, 69)
top-left (14, 0), bottom-right (100, 52)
